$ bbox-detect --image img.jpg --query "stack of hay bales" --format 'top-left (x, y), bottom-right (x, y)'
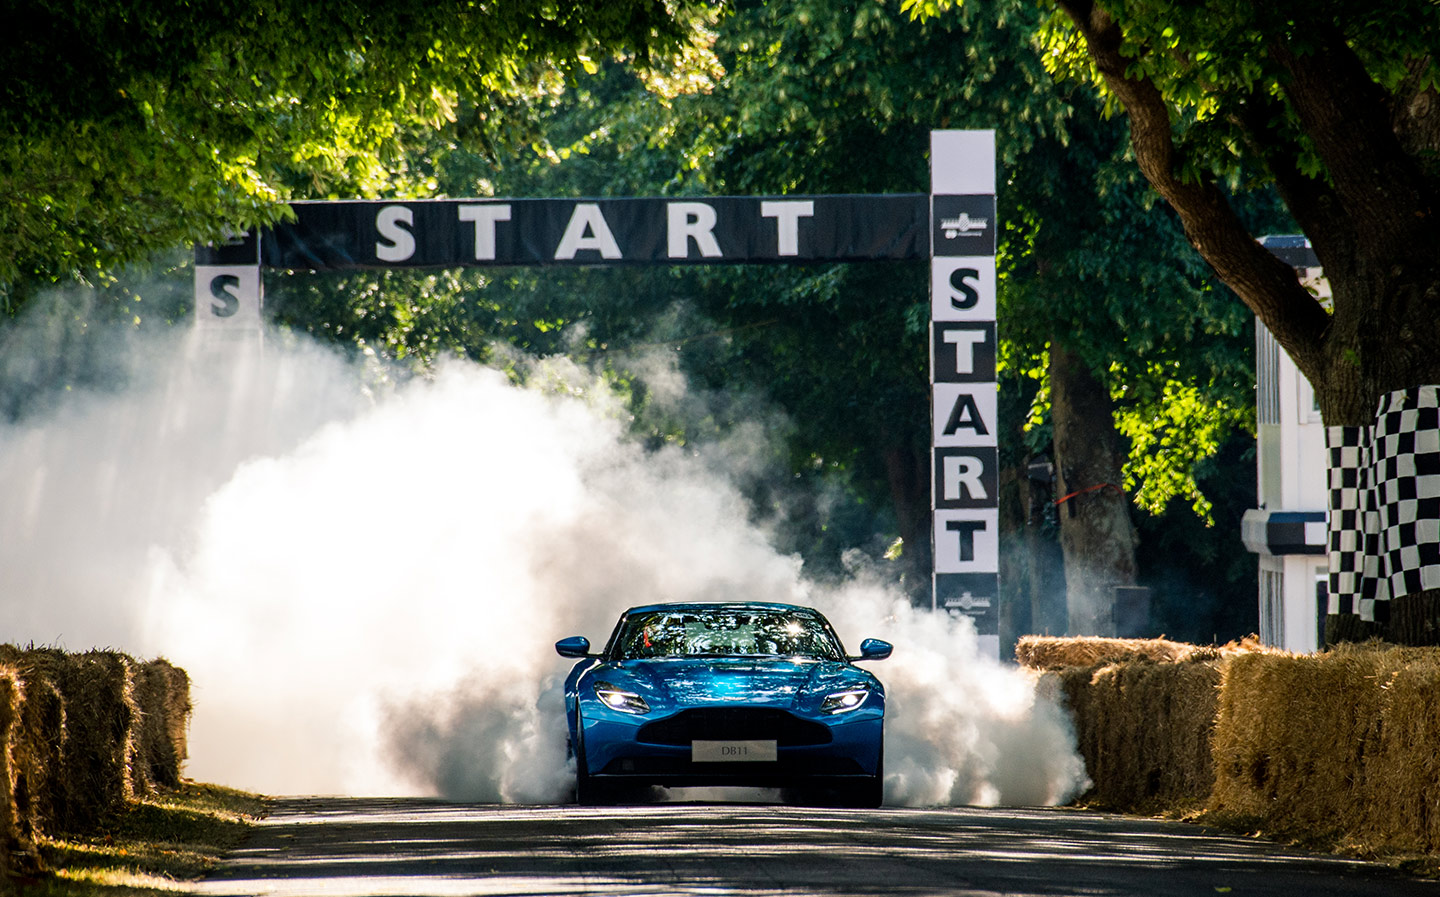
top-left (1021, 635), bottom-right (1231, 813)
top-left (0, 646), bottom-right (191, 880)
top-left (1027, 635), bottom-right (1440, 857)
top-left (1212, 644), bottom-right (1440, 853)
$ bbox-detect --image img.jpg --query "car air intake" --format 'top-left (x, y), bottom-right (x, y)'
top-left (637, 708), bottom-right (833, 746)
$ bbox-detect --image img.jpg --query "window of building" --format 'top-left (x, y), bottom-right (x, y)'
top-left (1256, 321), bottom-right (1282, 426)
top-left (1259, 568), bottom-right (1285, 646)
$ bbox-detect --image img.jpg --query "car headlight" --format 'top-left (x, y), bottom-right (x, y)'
top-left (821, 687), bottom-right (872, 714)
top-left (594, 682), bottom-right (650, 714)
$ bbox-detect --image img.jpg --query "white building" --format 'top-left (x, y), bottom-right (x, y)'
top-left (1240, 236), bottom-right (1328, 654)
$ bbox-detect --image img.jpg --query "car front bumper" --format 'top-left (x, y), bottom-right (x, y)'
top-left (579, 702), bottom-right (884, 787)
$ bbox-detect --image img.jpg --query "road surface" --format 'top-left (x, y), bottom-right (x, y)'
top-left (193, 797), bottom-right (1436, 896)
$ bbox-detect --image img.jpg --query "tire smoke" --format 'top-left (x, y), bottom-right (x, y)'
top-left (0, 310), bottom-right (1087, 806)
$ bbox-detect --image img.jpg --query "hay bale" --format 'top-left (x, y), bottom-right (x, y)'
top-left (1212, 647), bottom-right (1387, 829)
top-left (1016, 634), bottom-right (1274, 671)
top-left (1361, 658), bottom-right (1440, 852)
top-left (0, 661), bottom-right (23, 876)
top-left (133, 660), bottom-right (191, 790)
top-left (0, 655), bottom-right (50, 878)
top-left (1047, 657), bottom-right (1223, 813)
top-left (0, 647), bottom-right (141, 834)
top-left (1209, 643), bottom-right (1440, 850)
top-left (0, 646), bottom-right (195, 844)
top-left (1017, 635), bottom-right (1203, 669)
top-left (53, 651), bottom-right (140, 830)
top-left (1028, 636), bottom-right (1283, 814)
top-left (0, 646), bottom-right (64, 842)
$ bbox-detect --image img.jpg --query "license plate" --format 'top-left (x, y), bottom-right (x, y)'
top-left (691, 740), bottom-right (778, 762)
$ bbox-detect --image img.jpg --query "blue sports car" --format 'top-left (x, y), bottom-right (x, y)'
top-left (556, 601), bottom-right (891, 807)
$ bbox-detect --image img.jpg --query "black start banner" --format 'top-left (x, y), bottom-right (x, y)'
top-left (253, 196), bottom-right (931, 270)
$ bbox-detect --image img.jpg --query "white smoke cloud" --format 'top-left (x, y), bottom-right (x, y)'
top-left (816, 576), bottom-right (1088, 806)
top-left (0, 322), bottom-right (369, 651)
top-left (0, 299), bottom-right (1087, 806)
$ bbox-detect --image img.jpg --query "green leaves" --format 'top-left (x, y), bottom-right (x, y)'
top-left (1113, 363), bottom-right (1252, 521)
top-left (1, 0), bottom-right (715, 293)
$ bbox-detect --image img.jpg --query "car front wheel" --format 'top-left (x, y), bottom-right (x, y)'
top-left (574, 719), bottom-right (628, 806)
top-left (837, 745), bottom-right (884, 808)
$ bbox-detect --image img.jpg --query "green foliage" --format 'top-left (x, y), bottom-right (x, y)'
top-left (270, 268), bottom-right (497, 367)
top-left (681, 0), bottom-right (1078, 189)
top-left (992, 78), bottom-right (1268, 519)
top-left (1113, 362), bottom-right (1251, 520)
top-left (897, 1), bottom-right (1271, 522)
top-left (1038, 0), bottom-right (1440, 185)
top-left (1136, 434), bottom-right (1259, 642)
top-left (0, 0), bottom-right (714, 292)
top-left (0, 0), bottom-right (1273, 599)
top-left (910, 0), bottom-right (1440, 188)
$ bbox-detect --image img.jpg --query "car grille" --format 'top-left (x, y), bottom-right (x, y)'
top-left (637, 707), bottom-right (833, 747)
top-left (597, 755), bottom-right (862, 776)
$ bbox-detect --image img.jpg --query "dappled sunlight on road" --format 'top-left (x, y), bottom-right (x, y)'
top-left (191, 798), bottom-right (1425, 897)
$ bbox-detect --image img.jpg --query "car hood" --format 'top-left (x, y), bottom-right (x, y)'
top-left (586, 656), bottom-right (876, 711)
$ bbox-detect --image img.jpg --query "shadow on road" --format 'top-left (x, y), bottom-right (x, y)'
top-left (193, 798), bottom-right (1434, 896)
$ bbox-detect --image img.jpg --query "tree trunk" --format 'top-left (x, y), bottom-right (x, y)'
top-left (883, 443), bottom-right (933, 608)
top-left (1049, 339), bottom-right (1138, 636)
top-left (1387, 594), bottom-right (1440, 646)
top-left (1324, 612), bottom-right (1380, 646)
top-left (999, 378), bottom-right (1065, 652)
top-left (997, 454), bottom-right (1031, 660)
top-left (1053, 0), bottom-right (1440, 647)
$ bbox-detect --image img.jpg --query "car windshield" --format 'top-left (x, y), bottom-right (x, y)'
top-left (612, 608), bottom-right (844, 661)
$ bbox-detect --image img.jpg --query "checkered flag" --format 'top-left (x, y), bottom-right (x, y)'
top-left (1327, 425), bottom-right (1372, 616)
top-left (1372, 387), bottom-right (1440, 602)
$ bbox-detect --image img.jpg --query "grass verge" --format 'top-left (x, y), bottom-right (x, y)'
top-left (6, 782), bottom-right (265, 896)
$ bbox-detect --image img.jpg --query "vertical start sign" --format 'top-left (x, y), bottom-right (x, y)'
top-left (930, 130), bottom-right (999, 655)
top-left (194, 231), bottom-right (263, 334)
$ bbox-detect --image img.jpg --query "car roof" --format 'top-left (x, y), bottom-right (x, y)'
top-left (621, 601), bottom-right (821, 616)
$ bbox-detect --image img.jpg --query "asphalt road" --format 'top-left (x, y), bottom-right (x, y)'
top-left (193, 797), bottom-right (1437, 897)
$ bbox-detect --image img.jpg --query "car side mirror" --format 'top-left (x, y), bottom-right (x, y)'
top-left (555, 636), bottom-right (592, 658)
top-left (856, 638), bottom-right (893, 661)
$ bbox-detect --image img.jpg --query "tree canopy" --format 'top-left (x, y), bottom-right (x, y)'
top-left (3, 0), bottom-right (1281, 641)
top-left (953, 0), bottom-right (1438, 424)
top-left (0, 0), bottom-right (713, 299)
top-left (911, 0), bottom-right (1440, 642)
top-left (254, 0), bottom-right (1266, 641)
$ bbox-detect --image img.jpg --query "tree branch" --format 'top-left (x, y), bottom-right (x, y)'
top-left (1229, 88), bottom-right (1354, 276)
top-left (1053, 0), bottom-right (1332, 383)
top-left (1270, 29), bottom-right (1440, 258)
